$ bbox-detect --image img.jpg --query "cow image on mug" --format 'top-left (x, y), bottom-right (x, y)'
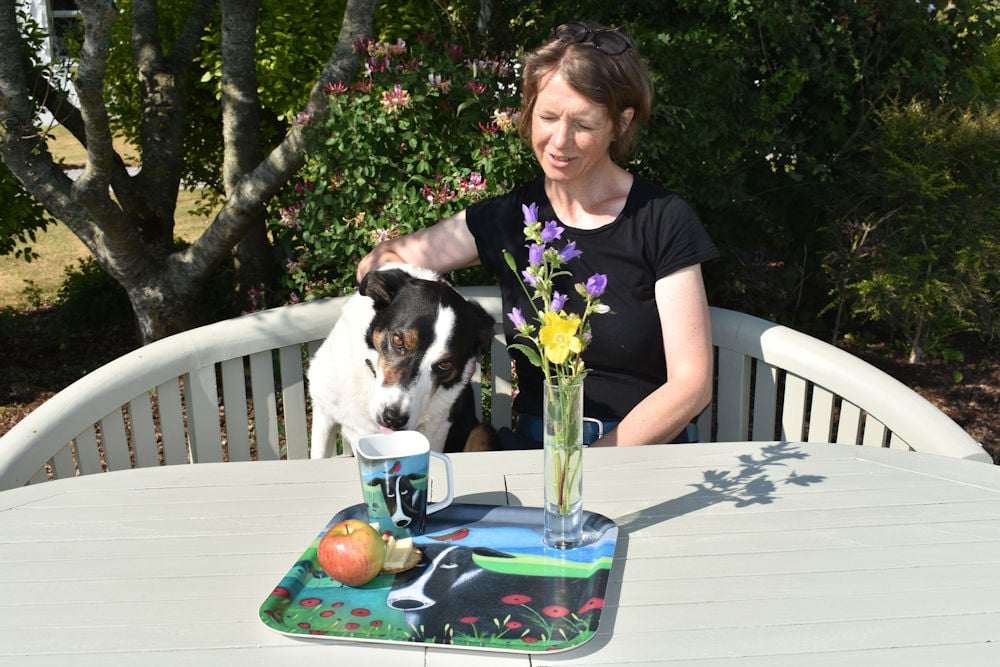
top-left (356, 431), bottom-right (454, 535)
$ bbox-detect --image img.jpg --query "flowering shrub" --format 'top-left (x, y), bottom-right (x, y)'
top-left (269, 35), bottom-right (535, 300)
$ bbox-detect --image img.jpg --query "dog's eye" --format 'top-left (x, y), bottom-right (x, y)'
top-left (391, 333), bottom-right (405, 350)
top-left (435, 360), bottom-right (454, 373)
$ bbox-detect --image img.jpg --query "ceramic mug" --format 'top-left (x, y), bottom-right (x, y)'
top-left (356, 431), bottom-right (454, 536)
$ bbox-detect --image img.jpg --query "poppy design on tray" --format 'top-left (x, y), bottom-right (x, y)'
top-left (259, 504), bottom-right (619, 653)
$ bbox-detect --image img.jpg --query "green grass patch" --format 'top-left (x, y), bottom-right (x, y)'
top-left (1, 125), bottom-right (212, 309)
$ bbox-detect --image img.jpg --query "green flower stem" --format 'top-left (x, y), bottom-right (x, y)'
top-left (545, 378), bottom-right (583, 516)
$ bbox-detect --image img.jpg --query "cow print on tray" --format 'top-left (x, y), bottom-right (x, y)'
top-left (259, 504), bottom-right (618, 653)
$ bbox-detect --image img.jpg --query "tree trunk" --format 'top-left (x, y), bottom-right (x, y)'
top-left (221, 0), bottom-right (272, 306)
top-left (0, 0), bottom-right (378, 343)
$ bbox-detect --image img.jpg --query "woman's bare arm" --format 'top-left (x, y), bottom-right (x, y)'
top-left (591, 264), bottom-right (714, 446)
top-left (356, 210), bottom-right (481, 281)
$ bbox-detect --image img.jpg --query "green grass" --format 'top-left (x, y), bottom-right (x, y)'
top-left (0, 126), bottom-right (212, 309)
top-left (43, 123), bottom-right (140, 167)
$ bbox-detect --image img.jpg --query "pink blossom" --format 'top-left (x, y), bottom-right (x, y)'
top-left (380, 84), bottom-right (412, 113)
top-left (324, 81), bottom-right (349, 95)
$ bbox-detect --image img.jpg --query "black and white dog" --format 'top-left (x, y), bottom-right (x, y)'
top-left (308, 264), bottom-right (495, 456)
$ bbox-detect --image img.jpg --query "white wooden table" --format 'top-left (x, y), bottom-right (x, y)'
top-left (2, 442), bottom-right (1000, 665)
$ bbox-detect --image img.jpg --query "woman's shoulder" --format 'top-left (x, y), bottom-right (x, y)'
top-left (468, 177), bottom-right (546, 221)
top-left (629, 173), bottom-right (687, 202)
top-left (626, 174), bottom-right (700, 221)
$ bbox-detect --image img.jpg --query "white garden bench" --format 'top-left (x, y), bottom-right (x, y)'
top-left (0, 287), bottom-right (989, 490)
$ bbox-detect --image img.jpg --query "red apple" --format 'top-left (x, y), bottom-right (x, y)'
top-left (316, 519), bottom-right (385, 587)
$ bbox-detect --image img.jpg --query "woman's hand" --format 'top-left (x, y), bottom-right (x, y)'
top-left (356, 210), bottom-right (480, 282)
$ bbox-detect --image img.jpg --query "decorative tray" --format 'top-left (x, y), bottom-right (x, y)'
top-left (259, 503), bottom-right (619, 653)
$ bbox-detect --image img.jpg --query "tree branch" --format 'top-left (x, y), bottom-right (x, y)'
top-left (0, 0), bottom-right (122, 258)
top-left (72, 0), bottom-right (119, 202)
top-left (166, 0), bottom-right (218, 72)
top-left (127, 0), bottom-right (217, 241)
top-left (220, 0), bottom-right (262, 193)
top-left (307, 0), bottom-right (378, 114)
top-left (130, 0), bottom-right (165, 75)
top-left (183, 0), bottom-right (377, 272)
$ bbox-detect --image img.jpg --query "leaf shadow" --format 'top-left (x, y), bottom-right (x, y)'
top-left (613, 442), bottom-right (827, 534)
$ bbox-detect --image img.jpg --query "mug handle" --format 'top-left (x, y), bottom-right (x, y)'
top-left (426, 451), bottom-right (454, 515)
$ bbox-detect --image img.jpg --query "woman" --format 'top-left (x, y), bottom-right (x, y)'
top-left (357, 21), bottom-right (719, 447)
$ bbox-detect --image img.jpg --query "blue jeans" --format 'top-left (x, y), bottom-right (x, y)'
top-left (496, 416), bottom-right (699, 450)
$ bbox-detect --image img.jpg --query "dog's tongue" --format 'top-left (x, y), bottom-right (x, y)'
top-left (379, 426), bottom-right (395, 434)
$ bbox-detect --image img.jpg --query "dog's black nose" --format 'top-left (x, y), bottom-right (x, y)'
top-left (380, 406), bottom-right (409, 430)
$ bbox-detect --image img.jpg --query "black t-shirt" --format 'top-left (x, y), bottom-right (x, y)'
top-left (466, 175), bottom-right (719, 420)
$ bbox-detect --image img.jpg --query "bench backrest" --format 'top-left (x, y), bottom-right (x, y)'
top-left (0, 291), bottom-right (988, 490)
top-left (0, 289), bottom-right (509, 490)
top-left (699, 308), bottom-right (990, 462)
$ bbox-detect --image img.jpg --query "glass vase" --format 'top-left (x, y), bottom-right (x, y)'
top-left (543, 379), bottom-right (584, 549)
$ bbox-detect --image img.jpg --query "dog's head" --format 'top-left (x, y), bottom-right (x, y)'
top-left (359, 267), bottom-right (494, 432)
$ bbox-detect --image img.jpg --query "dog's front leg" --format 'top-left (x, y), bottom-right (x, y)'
top-left (310, 412), bottom-right (338, 458)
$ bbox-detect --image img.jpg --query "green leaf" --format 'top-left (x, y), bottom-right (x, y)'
top-left (456, 97), bottom-right (479, 115)
top-left (509, 343), bottom-right (542, 368)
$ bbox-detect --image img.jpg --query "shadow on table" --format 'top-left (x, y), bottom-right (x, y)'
top-left (454, 490), bottom-right (525, 506)
top-left (545, 442), bottom-right (827, 661)
top-left (613, 441), bottom-right (827, 535)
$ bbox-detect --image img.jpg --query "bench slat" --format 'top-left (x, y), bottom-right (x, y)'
top-left (807, 386), bottom-right (835, 444)
top-left (129, 394), bottom-right (160, 468)
top-left (73, 427), bottom-right (103, 476)
top-left (99, 409), bottom-right (131, 471)
top-left (716, 347), bottom-right (751, 442)
top-left (862, 414), bottom-right (889, 448)
top-left (49, 442), bottom-right (76, 481)
top-left (490, 329), bottom-right (513, 430)
top-left (249, 351), bottom-right (280, 461)
top-left (835, 402), bottom-right (863, 445)
top-left (156, 378), bottom-right (189, 465)
top-left (279, 344), bottom-right (309, 461)
top-left (220, 358), bottom-right (251, 462)
top-left (187, 367), bottom-right (223, 464)
top-left (751, 361), bottom-right (778, 440)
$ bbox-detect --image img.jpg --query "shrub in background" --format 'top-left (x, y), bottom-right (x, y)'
top-left (269, 35), bottom-right (535, 299)
top-left (0, 161), bottom-right (49, 262)
top-left (55, 258), bottom-right (134, 331)
top-left (823, 102), bottom-right (1000, 362)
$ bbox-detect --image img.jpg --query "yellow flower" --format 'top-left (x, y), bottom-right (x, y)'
top-left (538, 311), bottom-right (582, 365)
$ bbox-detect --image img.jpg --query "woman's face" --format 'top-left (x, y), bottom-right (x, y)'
top-left (530, 71), bottom-right (622, 184)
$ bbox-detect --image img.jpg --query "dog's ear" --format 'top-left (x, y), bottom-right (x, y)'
top-left (360, 268), bottom-right (413, 309)
top-left (467, 301), bottom-right (496, 350)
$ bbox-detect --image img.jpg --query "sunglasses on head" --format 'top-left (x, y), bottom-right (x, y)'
top-left (553, 22), bottom-right (634, 56)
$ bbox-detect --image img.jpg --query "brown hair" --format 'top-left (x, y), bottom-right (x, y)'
top-left (517, 21), bottom-right (654, 164)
